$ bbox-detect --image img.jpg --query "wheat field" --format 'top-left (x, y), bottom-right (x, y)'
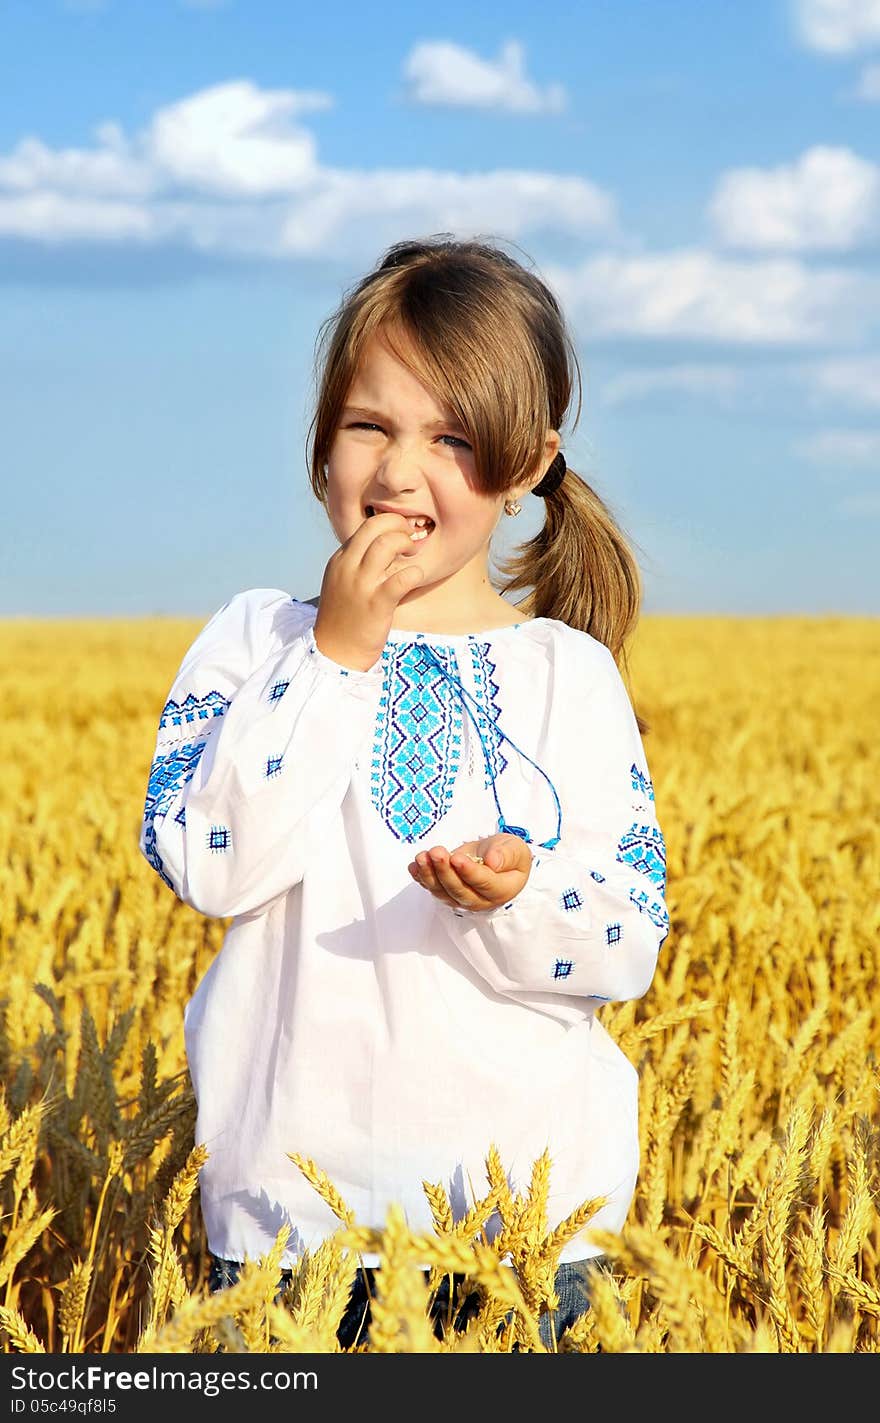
top-left (0, 612), bottom-right (877, 1354)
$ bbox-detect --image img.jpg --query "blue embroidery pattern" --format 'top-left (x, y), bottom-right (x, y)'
top-left (630, 887), bottom-right (670, 933)
top-left (145, 738), bottom-right (209, 824)
top-left (553, 958), bottom-right (574, 979)
top-left (265, 755), bottom-right (283, 778)
top-left (208, 825), bottom-right (231, 852)
top-left (159, 689), bottom-right (229, 730)
top-left (630, 762), bottom-right (655, 802)
top-left (144, 735), bottom-right (214, 889)
top-left (616, 823), bottom-right (666, 890)
top-left (371, 640), bottom-right (464, 843)
top-left (468, 640), bottom-right (508, 788)
top-left (560, 887), bottom-right (584, 912)
top-left (144, 689), bottom-right (232, 890)
top-left (605, 921), bottom-right (622, 946)
top-left (589, 870), bottom-right (606, 883)
top-left (142, 823), bottom-right (176, 892)
top-left (269, 680), bottom-right (290, 703)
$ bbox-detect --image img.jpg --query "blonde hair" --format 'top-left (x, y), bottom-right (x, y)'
top-left (306, 234), bottom-right (651, 733)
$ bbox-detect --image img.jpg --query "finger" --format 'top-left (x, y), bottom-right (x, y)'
top-left (429, 848), bottom-right (491, 908)
top-left (367, 538), bottom-right (423, 582)
top-left (448, 855), bottom-right (503, 899)
top-left (411, 854), bottom-right (462, 909)
top-left (369, 532), bottom-right (430, 592)
top-left (425, 847), bottom-right (467, 903)
top-left (450, 851), bottom-right (489, 877)
top-left (346, 514), bottom-right (409, 567)
top-left (337, 511), bottom-right (403, 561)
top-left (413, 851), bottom-right (442, 892)
top-left (479, 834), bottom-right (530, 874)
top-left (359, 515), bottom-right (422, 563)
top-left (356, 510), bottom-right (409, 537)
top-left (450, 842), bottom-right (499, 879)
top-left (381, 562), bottom-right (427, 599)
top-left (481, 844), bottom-right (504, 871)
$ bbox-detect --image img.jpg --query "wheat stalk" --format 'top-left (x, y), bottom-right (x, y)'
top-left (287, 1153), bottom-right (356, 1225)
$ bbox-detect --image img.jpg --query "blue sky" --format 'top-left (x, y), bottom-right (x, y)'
top-left (1, 0), bottom-right (878, 617)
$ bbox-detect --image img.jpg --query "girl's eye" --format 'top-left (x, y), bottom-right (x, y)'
top-left (349, 422), bottom-right (470, 450)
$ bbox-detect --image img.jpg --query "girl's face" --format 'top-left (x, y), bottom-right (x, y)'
top-left (325, 329), bottom-right (520, 621)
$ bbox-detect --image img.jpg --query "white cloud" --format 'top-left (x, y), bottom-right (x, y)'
top-left (708, 145), bottom-right (880, 252)
top-left (793, 428), bottom-right (880, 465)
top-left (0, 79), bottom-right (617, 257)
top-left (275, 169), bottom-right (614, 256)
top-left (543, 249), bottom-right (880, 345)
top-left (792, 0), bottom-right (880, 53)
top-left (400, 39), bottom-right (566, 113)
top-left (0, 84), bottom-right (329, 201)
top-left (599, 356), bottom-right (880, 411)
top-left (0, 191), bottom-right (156, 242)
top-left (2, 82), bottom-right (878, 363)
top-left (806, 355), bottom-right (880, 405)
top-left (145, 81), bottom-right (328, 196)
top-left (0, 125), bottom-right (156, 198)
top-left (598, 365), bottom-right (742, 408)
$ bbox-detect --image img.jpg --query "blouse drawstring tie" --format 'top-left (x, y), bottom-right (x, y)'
top-left (418, 642), bottom-right (562, 851)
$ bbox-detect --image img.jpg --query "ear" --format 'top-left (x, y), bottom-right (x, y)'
top-left (509, 429), bottom-right (562, 502)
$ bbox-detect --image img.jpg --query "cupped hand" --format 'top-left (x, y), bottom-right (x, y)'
top-left (407, 832), bottom-right (533, 912)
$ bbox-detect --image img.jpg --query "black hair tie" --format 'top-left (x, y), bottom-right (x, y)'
top-left (532, 450), bottom-right (566, 498)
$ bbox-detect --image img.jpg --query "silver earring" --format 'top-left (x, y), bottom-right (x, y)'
top-left (504, 499), bottom-right (522, 517)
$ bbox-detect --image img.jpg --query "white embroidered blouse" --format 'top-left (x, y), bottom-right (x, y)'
top-left (139, 589), bottom-right (669, 1268)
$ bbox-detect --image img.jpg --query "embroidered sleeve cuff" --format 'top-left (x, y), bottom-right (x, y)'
top-left (302, 626), bottom-right (385, 688)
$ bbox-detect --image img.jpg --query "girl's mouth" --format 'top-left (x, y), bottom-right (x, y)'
top-left (365, 506), bottom-right (436, 541)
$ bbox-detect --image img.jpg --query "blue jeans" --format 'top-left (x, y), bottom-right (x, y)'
top-left (207, 1254), bottom-right (593, 1350)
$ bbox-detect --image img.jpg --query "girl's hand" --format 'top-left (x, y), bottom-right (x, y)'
top-left (406, 833), bottom-right (533, 912)
top-left (314, 511), bottom-right (428, 671)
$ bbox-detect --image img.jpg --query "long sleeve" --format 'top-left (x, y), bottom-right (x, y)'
top-left (139, 588), bottom-right (383, 919)
top-left (436, 640), bottom-right (668, 1016)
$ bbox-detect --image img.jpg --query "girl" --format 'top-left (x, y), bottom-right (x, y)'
top-left (139, 234), bottom-right (669, 1351)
